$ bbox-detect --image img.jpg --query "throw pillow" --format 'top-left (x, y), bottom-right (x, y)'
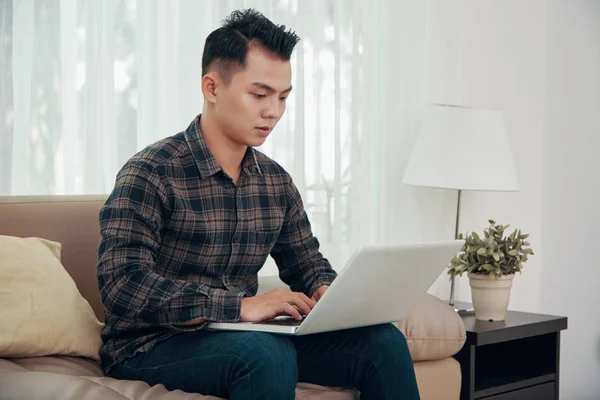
top-left (0, 235), bottom-right (103, 360)
top-left (394, 294), bottom-right (466, 361)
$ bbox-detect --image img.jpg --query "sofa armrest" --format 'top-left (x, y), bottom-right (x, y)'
top-left (394, 294), bottom-right (466, 361)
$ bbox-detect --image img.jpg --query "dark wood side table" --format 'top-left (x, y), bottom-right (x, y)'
top-left (454, 310), bottom-right (568, 400)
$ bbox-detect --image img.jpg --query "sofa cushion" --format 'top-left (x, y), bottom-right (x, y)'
top-left (394, 294), bottom-right (466, 361)
top-left (0, 235), bottom-right (103, 360)
top-left (6, 355), bottom-right (104, 377)
top-left (0, 356), bottom-right (357, 400)
top-left (413, 358), bottom-right (461, 400)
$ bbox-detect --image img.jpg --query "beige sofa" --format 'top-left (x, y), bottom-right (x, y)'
top-left (0, 196), bottom-right (466, 400)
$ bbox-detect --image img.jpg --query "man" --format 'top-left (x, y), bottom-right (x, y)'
top-left (97, 9), bottom-right (420, 400)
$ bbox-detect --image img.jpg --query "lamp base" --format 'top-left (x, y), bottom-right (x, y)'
top-left (451, 300), bottom-right (474, 313)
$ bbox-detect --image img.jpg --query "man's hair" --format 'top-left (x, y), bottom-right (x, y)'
top-left (201, 9), bottom-right (300, 82)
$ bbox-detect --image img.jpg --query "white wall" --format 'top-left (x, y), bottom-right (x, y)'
top-left (386, 0), bottom-right (459, 300)
top-left (541, 1), bottom-right (600, 398)
top-left (427, 0), bottom-right (546, 311)
top-left (426, 0), bottom-right (600, 398)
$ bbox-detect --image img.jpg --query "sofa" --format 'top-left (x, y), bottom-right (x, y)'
top-left (0, 196), bottom-right (466, 400)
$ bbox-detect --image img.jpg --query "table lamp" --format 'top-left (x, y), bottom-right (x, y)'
top-left (402, 104), bottom-right (519, 310)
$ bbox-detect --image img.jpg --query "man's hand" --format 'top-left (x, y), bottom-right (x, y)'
top-left (240, 289), bottom-right (316, 322)
top-left (312, 285), bottom-right (329, 302)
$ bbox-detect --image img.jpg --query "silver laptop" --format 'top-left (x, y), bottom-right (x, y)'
top-left (207, 239), bottom-right (464, 335)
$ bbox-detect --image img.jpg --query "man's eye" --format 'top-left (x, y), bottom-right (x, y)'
top-left (279, 97), bottom-right (288, 102)
top-left (253, 94), bottom-right (266, 99)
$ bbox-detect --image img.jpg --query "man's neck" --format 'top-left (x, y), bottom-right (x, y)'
top-left (199, 114), bottom-right (246, 181)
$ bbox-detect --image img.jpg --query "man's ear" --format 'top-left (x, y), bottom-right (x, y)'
top-left (201, 73), bottom-right (220, 104)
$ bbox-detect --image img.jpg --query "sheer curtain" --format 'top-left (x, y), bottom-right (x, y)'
top-left (1, 0), bottom-right (455, 286)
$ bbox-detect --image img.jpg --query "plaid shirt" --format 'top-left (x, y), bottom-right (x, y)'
top-left (97, 116), bottom-right (337, 374)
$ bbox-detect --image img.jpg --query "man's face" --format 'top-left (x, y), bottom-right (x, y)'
top-left (213, 46), bottom-right (293, 147)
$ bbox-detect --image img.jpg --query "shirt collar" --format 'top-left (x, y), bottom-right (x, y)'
top-left (184, 115), bottom-right (263, 179)
top-left (184, 115), bottom-right (221, 179)
top-left (242, 147), bottom-right (263, 176)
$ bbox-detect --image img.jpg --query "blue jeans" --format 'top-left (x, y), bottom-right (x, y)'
top-left (109, 323), bottom-right (420, 400)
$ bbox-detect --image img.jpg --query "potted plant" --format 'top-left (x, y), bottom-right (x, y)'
top-left (448, 220), bottom-right (534, 321)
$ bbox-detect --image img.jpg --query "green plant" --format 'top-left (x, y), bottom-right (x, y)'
top-left (448, 220), bottom-right (534, 277)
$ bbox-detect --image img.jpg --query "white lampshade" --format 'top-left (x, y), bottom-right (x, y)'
top-left (403, 104), bottom-right (519, 191)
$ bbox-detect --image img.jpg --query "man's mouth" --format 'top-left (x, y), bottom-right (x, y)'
top-left (256, 126), bottom-right (271, 134)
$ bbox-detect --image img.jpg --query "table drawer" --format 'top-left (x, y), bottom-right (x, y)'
top-left (483, 382), bottom-right (555, 400)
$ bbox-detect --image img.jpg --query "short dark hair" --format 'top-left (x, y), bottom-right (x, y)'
top-left (201, 9), bottom-right (300, 82)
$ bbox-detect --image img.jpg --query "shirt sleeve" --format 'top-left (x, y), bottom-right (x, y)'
top-left (96, 161), bottom-right (245, 327)
top-left (270, 178), bottom-right (338, 297)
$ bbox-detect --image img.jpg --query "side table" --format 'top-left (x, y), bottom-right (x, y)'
top-left (454, 310), bottom-right (568, 400)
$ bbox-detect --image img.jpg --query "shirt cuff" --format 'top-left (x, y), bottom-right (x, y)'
top-left (168, 320), bottom-right (208, 332)
top-left (210, 288), bottom-right (246, 322)
top-left (165, 289), bottom-right (246, 332)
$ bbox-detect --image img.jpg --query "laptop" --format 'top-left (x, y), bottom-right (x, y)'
top-left (207, 239), bottom-right (464, 336)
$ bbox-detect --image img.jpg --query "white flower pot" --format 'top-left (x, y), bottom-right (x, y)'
top-left (468, 272), bottom-right (515, 321)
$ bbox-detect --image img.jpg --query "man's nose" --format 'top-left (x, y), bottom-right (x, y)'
top-left (263, 98), bottom-right (283, 119)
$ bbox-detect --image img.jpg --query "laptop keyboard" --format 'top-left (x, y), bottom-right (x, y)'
top-left (256, 317), bottom-right (305, 326)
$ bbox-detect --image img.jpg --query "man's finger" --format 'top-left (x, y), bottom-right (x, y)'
top-left (287, 296), bottom-right (312, 316)
top-left (282, 303), bottom-right (302, 320)
top-left (295, 292), bottom-right (316, 308)
top-left (312, 288), bottom-right (326, 302)
top-left (296, 292), bottom-right (317, 310)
